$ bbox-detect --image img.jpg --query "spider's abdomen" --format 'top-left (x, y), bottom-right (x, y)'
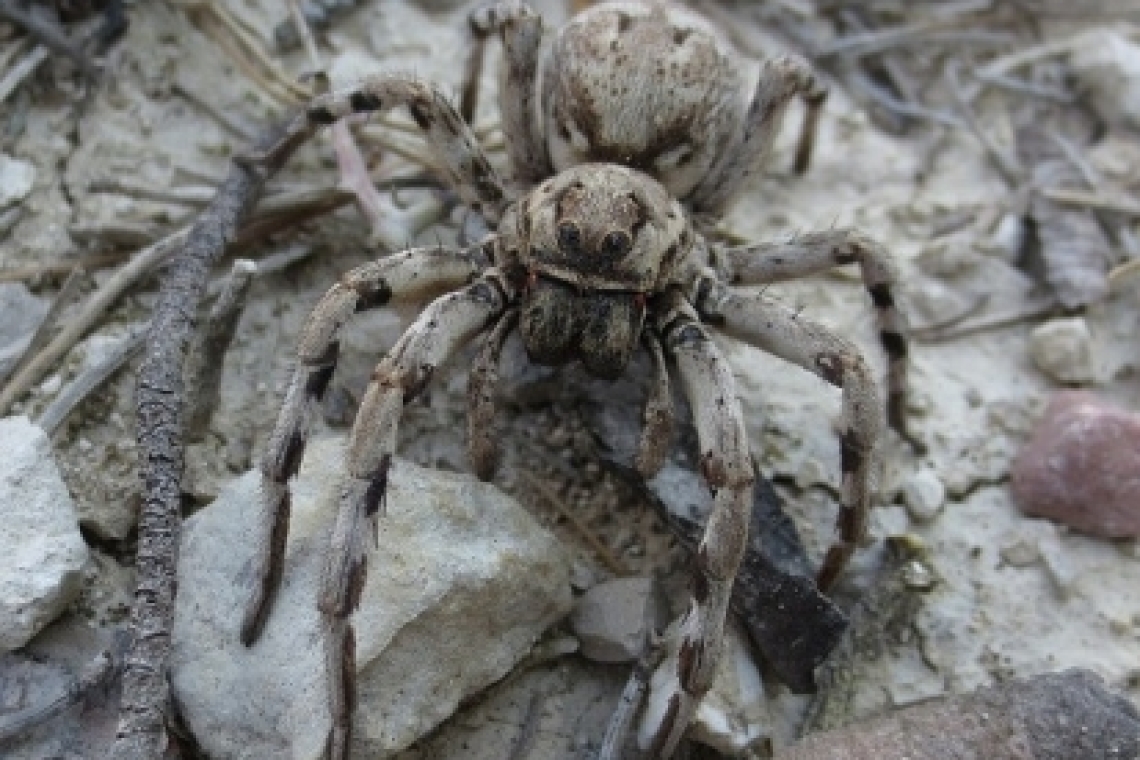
top-left (543, 1), bottom-right (746, 201)
top-left (520, 277), bottom-right (644, 380)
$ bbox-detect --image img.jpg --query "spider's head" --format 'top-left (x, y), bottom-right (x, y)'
top-left (513, 164), bottom-right (689, 379)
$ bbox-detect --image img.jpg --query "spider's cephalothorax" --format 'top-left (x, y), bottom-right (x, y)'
top-left (510, 164), bottom-right (688, 378)
top-left (239, 2), bottom-right (915, 758)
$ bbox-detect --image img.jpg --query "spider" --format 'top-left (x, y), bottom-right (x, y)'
top-left (239, 1), bottom-right (913, 757)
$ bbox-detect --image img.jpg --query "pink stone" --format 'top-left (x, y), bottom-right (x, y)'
top-left (1010, 391), bottom-right (1140, 539)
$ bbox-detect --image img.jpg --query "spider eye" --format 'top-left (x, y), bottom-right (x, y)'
top-left (557, 221), bottom-right (582, 251)
top-left (602, 230), bottom-right (632, 257)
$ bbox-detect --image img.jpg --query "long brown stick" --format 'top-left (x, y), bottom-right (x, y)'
top-left (111, 121), bottom-right (298, 759)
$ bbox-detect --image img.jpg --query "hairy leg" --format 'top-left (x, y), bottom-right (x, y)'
top-left (241, 243), bottom-right (490, 646)
top-left (695, 279), bottom-right (881, 591)
top-left (244, 76), bottom-right (511, 222)
top-left (717, 229), bottom-right (917, 449)
top-left (635, 330), bottom-right (675, 478)
top-left (321, 275), bottom-right (509, 759)
top-left (467, 307), bottom-right (518, 481)
top-left (688, 55), bottom-right (826, 216)
top-left (638, 293), bottom-right (754, 757)
top-left (465, 0), bottom-right (550, 185)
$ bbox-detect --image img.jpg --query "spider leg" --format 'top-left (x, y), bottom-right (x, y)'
top-left (717, 229), bottom-right (918, 450)
top-left (244, 76), bottom-right (510, 222)
top-left (635, 330), bottom-right (675, 479)
top-left (688, 55), bottom-right (826, 216)
top-left (467, 307), bottom-right (519, 481)
top-left (241, 243), bottom-right (490, 646)
top-left (321, 275), bottom-right (509, 760)
top-left (695, 279), bottom-right (881, 592)
top-left (466, 0), bottom-right (551, 185)
top-left (638, 293), bottom-right (754, 758)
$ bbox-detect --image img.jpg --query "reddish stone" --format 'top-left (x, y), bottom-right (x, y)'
top-left (1011, 391), bottom-right (1140, 538)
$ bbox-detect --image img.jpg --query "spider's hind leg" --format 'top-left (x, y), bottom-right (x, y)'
top-left (465, 0), bottom-right (550, 184)
top-left (241, 244), bottom-right (489, 646)
top-left (689, 55), bottom-right (826, 216)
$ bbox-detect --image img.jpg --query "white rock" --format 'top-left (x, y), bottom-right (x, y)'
top-left (1029, 317), bottom-right (1097, 386)
top-left (902, 468), bottom-right (946, 523)
top-left (0, 283), bottom-right (49, 375)
top-left (908, 279), bottom-right (971, 327)
top-left (982, 213), bottom-right (1027, 263)
top-left (641, 620), bottom-right (771, 755)
top-left (0, 155), bottom-right (35, 209)
top-left (1070, 29), bottom-right (1140, 132)
top-left (569, 576), bottom-right (661, 663)
top-left (171, 435), bottom-right (572, 759)
top-left (690, 622), bottom-right (771, 755)
top-left (0, 416), bottom-right (89, 651)
top-left (1038, 533), bottom-right (1080, 598)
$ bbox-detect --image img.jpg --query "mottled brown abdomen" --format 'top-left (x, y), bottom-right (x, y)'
top-left (543, 1), bottom-right (749, 202)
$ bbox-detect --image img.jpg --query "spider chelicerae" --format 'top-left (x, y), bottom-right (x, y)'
top-left (239, 1), bottom-right (914, 756)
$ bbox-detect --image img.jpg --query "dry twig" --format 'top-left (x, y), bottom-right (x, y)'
top-left (0, 44), bottom-right (49, 104)
top-left (37, 324), bottom-right (146, 435)
top-left (516, 470), bottom-right (630, 577)
top-left (110, 120), bottom-right (300, 760)
top-left (184, 259), bottom-right (258, 439)
top-left (0, 230), bottom-right (188, 416)
top-left (0, 645), bottom-right (124, 746)
top-left (0, 0), bottom-right (100, 81)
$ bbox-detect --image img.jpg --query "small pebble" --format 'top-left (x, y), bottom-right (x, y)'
top-left (902, 468), bottom-right (946, 522)
top-left (1038, 535), bottom-right (1079, 598)
top-left (999, 538), bottom-right (1040, 568)
top-left (569, 577), bottom-right (661, 663)
top-left (1029, 317), bottom-right (1097, 385)
top-left (0, 155), bottom-right (35, 209)
top-left (1070, 29), bottom-right (1140, 132)
top-left (1011, 391), bottom-right (1140, 538)
top-left (908, 279), bottom-right (971, 326)
top-left (984, 213), bottom-right (1027, 263)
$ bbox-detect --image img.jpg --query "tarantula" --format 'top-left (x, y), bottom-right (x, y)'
top-left (239, 1), bottom-right (912, 757)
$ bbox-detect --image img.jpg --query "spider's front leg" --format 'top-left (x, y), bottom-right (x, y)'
top-left (717, 229), bottom-right (919, 450)
top-left (696, 278), bottom-right (881, 591)
top-left (243, 76), bottom-right (510, 222)
top-left (321, 275), bottom-right (509, 760)
top-left (241, 243), bottom-right (490, 645)
top-left (467, 307), bottom-right (518, 480)
top-left (639, 295), bottom-right (754, 758)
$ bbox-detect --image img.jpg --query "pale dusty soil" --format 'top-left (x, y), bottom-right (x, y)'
top-left (1, 1), bottom-right (1138, 758)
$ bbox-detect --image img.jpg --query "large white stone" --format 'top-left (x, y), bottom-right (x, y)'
top-left (171, 435), bottom-right (572, 759)
top-left (0, 416), bottom-right (89, 651)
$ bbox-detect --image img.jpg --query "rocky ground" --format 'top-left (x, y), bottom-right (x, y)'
top-left (1, 1), bottom-right (1140, 758)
